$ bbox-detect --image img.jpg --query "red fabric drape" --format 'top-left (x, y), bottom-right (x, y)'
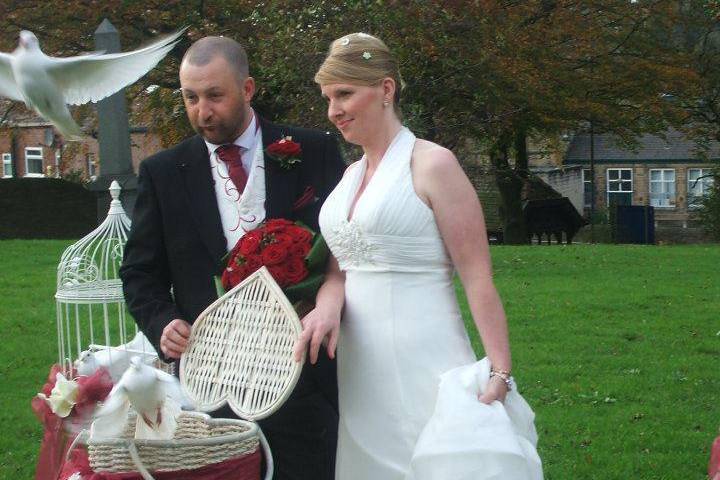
top-left (33, 365), bottom-right (72, 480)
top-left (59, 447), bottom-right (261, 480)
top-left (33, 365), bottom-right (114, 480)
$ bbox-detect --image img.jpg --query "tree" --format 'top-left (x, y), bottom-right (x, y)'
top-left (665, 1), bottom-right (720, 239)
top-left (374, 1), bottom-right (692, 242)
top-left (238, 1), bottom-right (694, 242)
top-left (0, 0), bottom-right (697, 242)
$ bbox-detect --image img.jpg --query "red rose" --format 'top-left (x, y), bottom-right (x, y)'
top-left (245, 254), bottom-right (263, 274)
top-left (268, 264), bottom-right (289, 287)
top-left (239, 231), bottom-right (262, 256)
top-left (290, 241), bottom-right (311, 259)
top-left (273, 232), bottom-right (294, 248)
top-left (222, 265), bottom-right (243, 290)
top-left (261, 244), bottom-right (288, 265)
top-left (267, 138), bottom-right (302, 157)
top-left (265, 218), bottom-right (294, 233)
top-left (284, 256), bottom-right (309, 284)
top-left (287, 225), bottom-right (313, 244)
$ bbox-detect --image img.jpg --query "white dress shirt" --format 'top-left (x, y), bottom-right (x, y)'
top-left (204, 112), bottom-right (267, 251)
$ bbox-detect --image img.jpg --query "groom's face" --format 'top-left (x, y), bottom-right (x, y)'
top-left (180, 55), bottom-right (255, 145)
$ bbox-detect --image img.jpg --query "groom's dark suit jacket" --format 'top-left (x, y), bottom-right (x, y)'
top-left (119, 118), bottom-right (345, 480)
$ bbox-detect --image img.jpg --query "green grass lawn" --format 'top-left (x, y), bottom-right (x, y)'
top-left (1, 240), bottom-right (719, 479)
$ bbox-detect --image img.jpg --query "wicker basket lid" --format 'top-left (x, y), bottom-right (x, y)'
top-left (180, 267), bottom-right (304, 421)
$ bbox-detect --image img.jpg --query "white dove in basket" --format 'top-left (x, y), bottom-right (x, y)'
top-left (90, 356), bottom-right (194, 441)
top-left (75, 331), bottom-right (158, 382)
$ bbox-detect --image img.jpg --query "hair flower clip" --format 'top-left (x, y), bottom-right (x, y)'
top-left (362, 51), bottom-right (372, 60)
top-left (340, 37), bottom-right (350, 46)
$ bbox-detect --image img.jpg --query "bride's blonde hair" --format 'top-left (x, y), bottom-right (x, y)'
top-left (314, 33), bottom-right (403, 110)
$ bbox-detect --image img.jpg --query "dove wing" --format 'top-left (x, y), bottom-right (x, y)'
top-left (90, 385), bottom-right (131, 440)
top-left (96, 384), bottom-right (130, 417)
top-left (0, 53), bottom-right (23, 101)
top-left (134, 396), bottom-right (181, 440)
top-left (157, 369), bottom-right (195, 409)
top-left (47, 28), bottom-right (185, 105)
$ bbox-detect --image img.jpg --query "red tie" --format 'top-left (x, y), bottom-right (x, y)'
top-left (216, 144), bottom-right (248, 194)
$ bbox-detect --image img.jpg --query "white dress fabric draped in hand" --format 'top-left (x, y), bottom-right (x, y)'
top-left (407, 358), bottom-right (542, 480)
top-left (319, 127), bottom-right (542, 480)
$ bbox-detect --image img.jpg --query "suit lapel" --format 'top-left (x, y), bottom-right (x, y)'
top-left (177, 136), bottom-right (226, 267)
top-left (261, 117), bottom-right (301, 219)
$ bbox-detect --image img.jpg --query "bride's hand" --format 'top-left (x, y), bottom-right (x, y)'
top-left (478, 375), bottom-right (509, 404)
top-left (293, 306), bottom-right (340, 364)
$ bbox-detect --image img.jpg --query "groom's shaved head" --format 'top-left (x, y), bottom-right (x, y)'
top-left (182, 36), bottom-right (249, 79)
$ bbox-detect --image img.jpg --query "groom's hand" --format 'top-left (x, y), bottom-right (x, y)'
top-left (293, 307), bottom-right (340, 365)
top-left (160, 319), bottom-right (191, 359)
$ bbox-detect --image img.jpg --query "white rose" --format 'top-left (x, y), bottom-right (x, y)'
top-left (37, 372), bottom-right (79, 418)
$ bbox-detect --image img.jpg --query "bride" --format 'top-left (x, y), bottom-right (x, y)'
top-left (294, 33), bottom-right (540, 479)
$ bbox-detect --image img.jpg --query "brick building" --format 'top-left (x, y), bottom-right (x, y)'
top-left (562, 128), bottom-right (717, 230)
top-left (0, 102), bottom-right (161, 180)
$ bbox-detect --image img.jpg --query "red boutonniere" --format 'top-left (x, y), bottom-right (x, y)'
top-left (266, 136), bottom-right (302, 170)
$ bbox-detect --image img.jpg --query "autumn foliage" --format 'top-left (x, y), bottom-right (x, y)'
top-left (0, 1), bottom-right (715, 242)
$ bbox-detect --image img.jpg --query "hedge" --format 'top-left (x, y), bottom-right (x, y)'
top-left (0, 178), bottom-right (97, 239)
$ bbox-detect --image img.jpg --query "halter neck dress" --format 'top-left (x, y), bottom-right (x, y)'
top-left (319, 127), bottom-right (477, 478)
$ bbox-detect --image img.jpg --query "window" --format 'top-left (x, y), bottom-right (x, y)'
top-left (86, 153), bottom-right (97, 180)
top-left (649, 169), bottom-right (675, 208)
top-left (582, 169), bottom-right (593, 208)
top-left (606, 168), bottom-right (633, 206)
top-left (25, 147), bottom-right (44, 177)
top-left (54, 149), bottom-right (61, 178)
top-left (2, 153), bottom-right (12, 178)
top-left (688, 168), bottom-right (714, 209)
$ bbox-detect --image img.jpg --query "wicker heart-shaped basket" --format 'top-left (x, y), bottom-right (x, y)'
top-left (87, 410), bottom-right (262, 476)
top-left (180, 266), bottom-right (305, 421)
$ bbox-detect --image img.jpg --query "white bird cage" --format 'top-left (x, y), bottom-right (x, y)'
top-left (55, 180), bottom-right (139, 374)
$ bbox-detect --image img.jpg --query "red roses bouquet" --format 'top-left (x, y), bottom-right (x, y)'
top-left (219, 219), bottom-right (329, 304)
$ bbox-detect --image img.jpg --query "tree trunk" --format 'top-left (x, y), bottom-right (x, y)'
top-left (490, 132), bottom-right (527, 244)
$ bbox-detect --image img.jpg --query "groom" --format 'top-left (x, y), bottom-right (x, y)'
top-left (120, 36), bottom-right (344, 480)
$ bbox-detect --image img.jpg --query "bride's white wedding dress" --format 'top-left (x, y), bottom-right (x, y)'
top-left (319, 127), bottom-right (542, 480)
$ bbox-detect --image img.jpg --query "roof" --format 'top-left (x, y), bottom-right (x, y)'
top-left (0, 99), bottom-right (50, 126)
top-left (0, 95), bottom-right (152, 131)
top-left (564, 128), bottom-right (720, 164)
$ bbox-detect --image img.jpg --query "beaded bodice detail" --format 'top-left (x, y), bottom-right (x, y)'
top-left (319, 128), bottom-right (452, 272)
top-left (329, 219), bottom-right (376, 268)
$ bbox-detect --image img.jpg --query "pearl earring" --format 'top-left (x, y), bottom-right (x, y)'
top-left (383, 101), bottom-right (389, 108)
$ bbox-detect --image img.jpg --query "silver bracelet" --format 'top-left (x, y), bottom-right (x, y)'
top-left (489, 370), bottom-right (514, 391)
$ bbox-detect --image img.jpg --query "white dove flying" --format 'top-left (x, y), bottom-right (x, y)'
top-left (0, 28), bottom-right (185, 139)
top-left (75, 331), bottom-right (159, 381)
top-left (90, 356), bottom-right (193, 441)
